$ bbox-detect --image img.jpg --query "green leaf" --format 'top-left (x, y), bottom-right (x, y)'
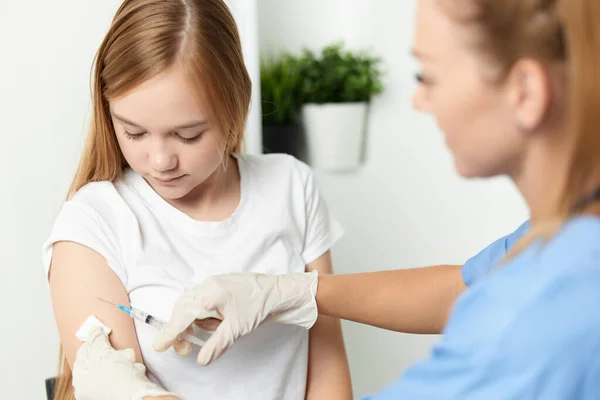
top-left (297, 41), bottom-right (385, 104)
top-left (260, 42), bottom-right (385, 124)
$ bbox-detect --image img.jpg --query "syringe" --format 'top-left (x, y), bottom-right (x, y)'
top-left (97, 297), bottom-right (208, 347)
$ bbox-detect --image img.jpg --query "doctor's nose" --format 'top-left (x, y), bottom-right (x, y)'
top-left (412, 86), bottom-right (430, 113)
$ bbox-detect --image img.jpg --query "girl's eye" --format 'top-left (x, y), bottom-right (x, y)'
top-left (124, 130), bottom-right (147, 140)
top-left (177, 132), bottom-right (205, 144)
top-left (123, 130), bottom-right (205, 143)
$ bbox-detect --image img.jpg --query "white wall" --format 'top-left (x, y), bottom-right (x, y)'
top-left (225, 0), bottom-right (263, 154)
top-left (0, 1), bottom-right (261, 398)
top-left (257, 0), bottom-right (529, 397)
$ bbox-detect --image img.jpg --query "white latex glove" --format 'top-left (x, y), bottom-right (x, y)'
top-left (152, 270), bottom-right (319, 366)
top-left (73, 326), bottom-right (179, 400)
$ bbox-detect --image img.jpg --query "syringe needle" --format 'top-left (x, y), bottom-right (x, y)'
top-left (96, 297), bottom-right (119, 306)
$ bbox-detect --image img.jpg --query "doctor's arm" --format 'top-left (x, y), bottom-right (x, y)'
top-left (305, 251), bottom-right (353, 400)
top-left (316, 265), bottom-right (465, 334)
top-left (315, 222), bottom-right (531, 334)
top-left (153, 224), bottom-right (526, 367)
top-left (49, 241), bottom-right (178, 400)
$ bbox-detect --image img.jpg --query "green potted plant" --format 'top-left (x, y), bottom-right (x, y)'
top-left (298, 42), bottom-right (384, 171)
top-left (260, 53), bottom-right (307, 161)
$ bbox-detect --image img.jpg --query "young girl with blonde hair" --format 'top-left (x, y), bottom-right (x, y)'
top-left (43, 0), bottom-right (352, 399)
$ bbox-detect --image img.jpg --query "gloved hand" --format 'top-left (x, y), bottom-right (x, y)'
top-left (152, 270), bottom-right (319, 366)
top-left (73, 326), bottom-right (180, 400)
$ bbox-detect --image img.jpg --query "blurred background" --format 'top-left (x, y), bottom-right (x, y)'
top-left (0, 0), bottom-right (527, 398)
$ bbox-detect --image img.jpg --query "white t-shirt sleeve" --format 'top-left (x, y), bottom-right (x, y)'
top-left (298, 164), bottom-right (345, 265)
top-left (42, 200), bottom-right (127, 286)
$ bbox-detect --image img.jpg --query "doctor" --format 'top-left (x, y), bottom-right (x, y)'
top-left (155, 0), bottom-right (600, 398)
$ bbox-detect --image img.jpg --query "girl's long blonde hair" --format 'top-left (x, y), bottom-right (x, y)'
top-left (54, 0), bottom-right (251, 398)
top-left (447, 0), bottom-right (600, 253)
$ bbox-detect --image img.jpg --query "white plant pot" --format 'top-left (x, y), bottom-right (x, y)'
top-left (301, 102), bottom-right (368, 171)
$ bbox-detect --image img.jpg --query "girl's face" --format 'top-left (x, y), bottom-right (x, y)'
top-left (109, 64), bottom-right (225, 201)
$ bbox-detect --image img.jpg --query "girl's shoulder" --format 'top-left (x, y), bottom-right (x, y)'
top-left (236, 152), bottom-right (313, 180)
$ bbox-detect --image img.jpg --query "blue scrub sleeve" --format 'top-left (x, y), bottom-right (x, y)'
top-left (362, 217), bottom-right (600, 400)
top-left (461, 221), bottom-right (530, 287)
top-left (361, 267), bottom-right (600, 400)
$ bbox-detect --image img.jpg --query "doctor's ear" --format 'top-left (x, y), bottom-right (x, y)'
top-left (506, 59), bottom-right (553, 132)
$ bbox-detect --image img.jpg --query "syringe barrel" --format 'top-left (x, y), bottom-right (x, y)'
top-left (131, 308), bottom-right (165, 330)
top-left (130, 307), bottom-right (205, 346)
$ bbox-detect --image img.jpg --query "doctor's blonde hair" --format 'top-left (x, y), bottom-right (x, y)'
top-left (445, 0), bottom-right (600, 253)
top-left (55, 0), bottom-right (251, 398)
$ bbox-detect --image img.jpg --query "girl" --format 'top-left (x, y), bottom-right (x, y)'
top-left (43, 0), bottom-right (352, 399)
top-left (157, 0), bottom-right (600, 398)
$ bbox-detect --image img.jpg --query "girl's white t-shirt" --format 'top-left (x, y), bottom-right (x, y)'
top-left (42, 153), bottom-right (343, 400)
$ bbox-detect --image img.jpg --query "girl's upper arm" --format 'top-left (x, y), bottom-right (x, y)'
top-left (49, 240), bottom-right (142, 367)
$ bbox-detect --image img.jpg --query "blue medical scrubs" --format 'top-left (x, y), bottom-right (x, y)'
top-left (364, 217), bottom-right (600, 399)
